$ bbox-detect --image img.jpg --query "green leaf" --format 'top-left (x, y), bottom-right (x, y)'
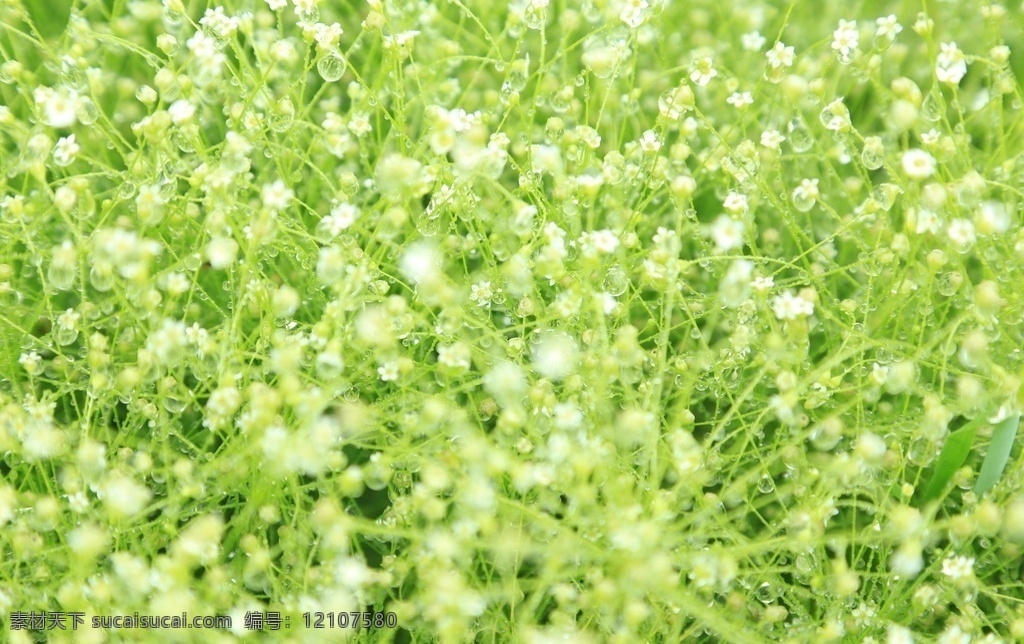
top-left (920, 412), bottom-right (991, 504)
top-left (22, 0), bottom-right (73, 41)
top-left (974, 413), bottom-right (1020, 496)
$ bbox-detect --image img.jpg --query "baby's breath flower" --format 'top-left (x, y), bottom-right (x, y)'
top-left (820, 98), bottom-right (851, 132)
top-left (378, 361), bottom-right (400, 382)
top-left (690, 57), bottom-right (717, 86)
top-left (765, 42), bottom-right (795, 68)
top-left (52, 135), bottom-right (80, 167)
top-left (723, 191), bottom-right (748, 215)
top-left (261, 179), bottom-right (294, 212)
top-left (875, 14), bottom-right (903, 40)
top-left (901, 149), bottom-right (936, 180)
top-left (936, 42), bottom-right (968, 85)
top-left (168, 99), bottom-right (196, 125)
top-left (37, 87), bottom-right (79, 128)
top-left (531, 331), bottom-right (579, 381)
top-left (742, 31), bottom-right (767, 52)
top-left (727, 91), bottom-right (753, 109)
top-left (941, 555), bottom-right (975, 581)
top-left (792, 178), bottom-right (820, 211)
top-left (483, 361), bottom-right (527, 407)
top-left (947, 219), bottom-right (976, 252)
top-left (437, 343), bottom-right (471, 370)
top-left (205, 236), bottom-right (239, 269)
top-left (760, 129), bottom-right (785, 150)
top-left (907, 208), bottom-right (942, 235)
top-left (751, 275), bottom-right (774, 293)
top-left (100, 473), bottom-right (152, 520)
top-left (772, 290), bottom-right (814, 320)
top-left (638, 129), bottom-right (662, 152)
top-left (469, 280), bottom-right (494, 307)
top-left (832, 19), bottom-right (860, 62)
top-left (619, 0), bottom-right (649, 28)
top-left (348, 112), bottom-right (372, 137)
top-left (709, 215), bottom-right (744, 252)
top-left (18, 351), bottom-right (42, 376)
top-left (317, 202), bottom-right (359, 239)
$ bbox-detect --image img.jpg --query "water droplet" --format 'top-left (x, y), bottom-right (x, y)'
top-left (118, 181), bottom-right (137, 199)
top-left (757, 473), bottom-right (775, 494)
top-left (56, 327), bottom-right (79, 346)
top-left (922, 91), bottom-right (943, 122)
top-left (936, 271), bottom-right (961, 296)
top-left (89, 265), bottom-right (114, 292)
top-left (162, 6), bottom-right (184, 26)
top-left (296, 7), bottom-right (319, 22)
top-left (77, 97), bottom-right (100, 125)
top-left (792, 189), bottom-right (815, 213)
top-left (317, 54), bottom-right (347, 82)
top-left (755, 582), bottom-right (779, 604)
top-left (162, 393), bottom-right (188, 414)
top-left (861, 147), bottom-right (884, 171)
top-left (603, 266), bottom-right (629, 296)
top-left (788, 119), bottom-right (813, 152)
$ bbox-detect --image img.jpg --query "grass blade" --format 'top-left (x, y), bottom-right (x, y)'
top-left (920, 413), bottom-right (991, 503)
top-left (22, 0), bottom-right (73, 41)
top-left (974, 413), bottom-right (1020, 496)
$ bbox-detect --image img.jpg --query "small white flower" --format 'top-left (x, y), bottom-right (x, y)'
top-left (723, 191), bottom-right (748, 214)
top-left (168, 99), bottom-right (196, 125)
top-left (947, 219), bottom-right (976, 251)
top-left (590, 229), bottom-right (620, 254)
top-left (552, 402), bottom-right (583, 429)
top-left (832, 19), bottom-right (860, 60)
top-left (765, 42), bottom-right (795, 68)
top-left (976, 201), bottom-right (1011, 235)
top-left (936, 42), bottom-right (967, 85)
top-left (901, 149), bottom-right (936, 180)
top-left (619, 0), bottom-right (648, 28)
top-left (39, 87), bottom-right (79, 128)
top-left (52, 134), bottom-right (80, 167)
top-left (751, 276), bottom-right (774, 293)
top-left (437, 343), bottom-right (471, 370)
top-left (261, 179), bottom-right (294, 212)
top-left (101, 474), bottom-right (152, 519)
top-left (19, 351), bottom-right (43, 375)
top-left (741, 31), bottom-right (767, 52)
top-left (689, 57), bottom-right (717, 86)
top-left (312, 22), bottom-right (344, 49)
top-left (875, 14), bottom-right (903, 39)
top-left (909, 208), bottom-right (941, 235)
top-left (348, 112), bottom-right (372, 137)
top-left (760, 129), bottom-right (785, 150)
top-left (200, 6), bottom-right (239, 38)
top-left (772, 290), bottom-right (814, 320)
top-left (205, 236), bottom-right (239, 269)
top-left (532, 331), bottom-right (579, 381)
top-left (56, 308), bottom-right (79, 331)
top-left (638, 129), bottom-right (662, 152)
top-left (821, 98), bottom-right (851, 131)
top-left (470, 281), bottom-right (494, 307)
top-left (792, 178), bottom-right (820, 207)
top-left (318, 202), bottom-right (359, 238)
top-left (890, 542), bottom-right (924, 578)
top-left (710, 215), bottom-right (744, 252)
top-left (265, 0), bottom-right (287, 10)
top-left (727, 91), bottom-right (753, 108)
top-left (940, 555), bottom-right (974, 580)
top-left (377, 361), bottom-right (399, 382)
